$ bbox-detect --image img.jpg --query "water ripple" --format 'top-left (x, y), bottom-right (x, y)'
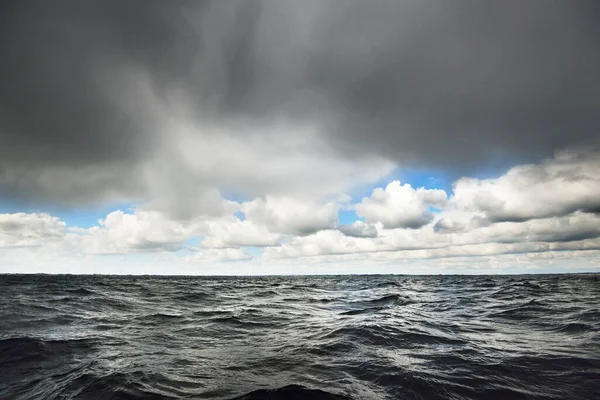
top-left (0, 274), bottom-right (598, 399)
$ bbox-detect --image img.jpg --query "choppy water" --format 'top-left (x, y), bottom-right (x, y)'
top-left (0, 274), bottom-right (599, 400)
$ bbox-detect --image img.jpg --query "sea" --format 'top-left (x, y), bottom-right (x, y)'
top-left (0, 274), bottom-right (598, 400)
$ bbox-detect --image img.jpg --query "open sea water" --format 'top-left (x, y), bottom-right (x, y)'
top-left (0, 274), bottom-right (598, 400)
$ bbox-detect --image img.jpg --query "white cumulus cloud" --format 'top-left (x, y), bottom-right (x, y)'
top-left (201, 218), bottom-right (282, 249)
top-left (451, 148), bottom-right (600, 223)
top-left (0, 213), bottom-right (66, 248)
top-left (73, 210), bottom-right (199, 254)
top-left (241, 196), bottom-right (340, 236)
top-left (354, 181), bottom-right (447, 229)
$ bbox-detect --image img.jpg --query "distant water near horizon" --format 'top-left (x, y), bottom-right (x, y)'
top-left (1, 274), bottom-right (599, 399)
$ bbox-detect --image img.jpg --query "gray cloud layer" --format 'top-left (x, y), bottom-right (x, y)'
top-left (1, 1), bottom-right (599, 207)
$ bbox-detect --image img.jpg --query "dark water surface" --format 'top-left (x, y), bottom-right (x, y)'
top-left (1, 274), bottom-right (599, 400)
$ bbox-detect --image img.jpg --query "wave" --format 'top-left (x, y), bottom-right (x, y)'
top-left (133, 313), bottom-right (188, 325)
top-left (375, 281), bottom-right (402, 288)
top-left (210, 315), bottom-right (272, 328)
top-left (254, 290), bottom-right (281, 297)
top-left (66, 371), bottom-right (177, 400)
top-left (486, 299), bottom-right (551, 320)
top-left (173, 292), bottom-right (209, 302)
top-left (553, 322), bottom-right (595, 334)
top-left (0, 337), bottom-right (97, 365)
top-left (231, 385), bottom-right (350, 399)
top-left (363, 294), bottom-right (408, 306)
top-left (341, 294), bottom-right (411, 315)
top-left (64, 287), bottom-right (98, 296)
top-left (321, 324), bottom-right (466, 347)
top-left (307, 297), bottom-right (337, 303)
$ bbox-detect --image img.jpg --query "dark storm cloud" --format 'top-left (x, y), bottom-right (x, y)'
top-left (185, 0), bottom-right (600, 168)
top-left (1, 0), bottom-right (599, 205)
top-left (0, 0), bottom-right (204, 204)
top-left (0, 0), bottom-right (195, 163)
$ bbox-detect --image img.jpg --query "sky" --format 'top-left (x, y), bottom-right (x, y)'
top-left (1, 0), bottom-right (600, 275)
